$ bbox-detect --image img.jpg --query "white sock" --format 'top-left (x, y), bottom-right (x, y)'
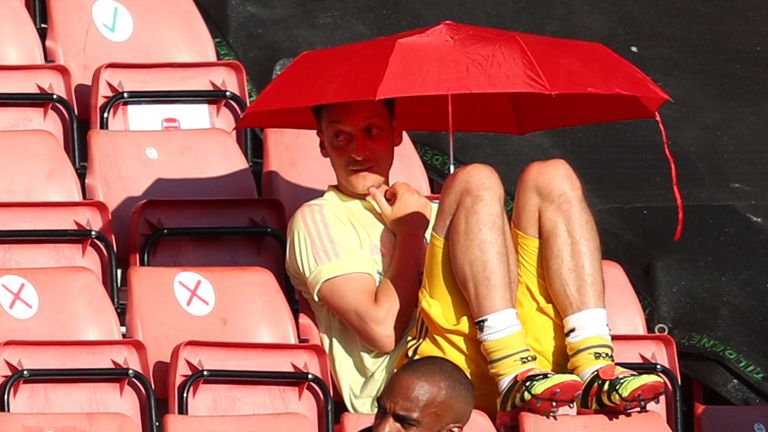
top-left (474, 308), bottom-right (522, 342)
top-left (563, 307), bottom-right (611, 345)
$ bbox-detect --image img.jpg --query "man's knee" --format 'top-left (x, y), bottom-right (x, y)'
top-left (518, 158), bottom-right (585, 203)
top-left (446, 163), bottom-right (506, 202)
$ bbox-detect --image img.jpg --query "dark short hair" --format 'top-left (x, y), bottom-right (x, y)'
top-left (312, 99), bottom-right (396, 127)
top-left (397, 356), bottom-right (475, 411)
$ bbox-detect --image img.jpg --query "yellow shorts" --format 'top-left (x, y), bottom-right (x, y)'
top-left (403, 228), bottom-right (567, 416)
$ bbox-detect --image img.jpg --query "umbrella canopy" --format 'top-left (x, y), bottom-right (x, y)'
top-left (239, 20), bottom-right (681, 240)
top-left (238, 20), bottom-right (670, 134)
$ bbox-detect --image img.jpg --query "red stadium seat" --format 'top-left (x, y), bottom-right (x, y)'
top-left (0, 340), bottom-right (153, 432)
top-left (0, 130), bottom-right (81, 201)
top-left (695, 403), bottom-right (768, 432)
top-left (0, 267), bottom-right (119, 340)
top-left (337, 409), bottom-right (497, 431)
top-left (517, 411), bottom-right (672, 431)
top-left (85, 128), bottom-right (257, 262)
top-left (90, 61), bottom-right (249, 134)
top-left (261, 128), bottom-right (431, 222)
top-left (44, 0), bottom-right (216, 118)
top-left (0, 65), bottom-right (79, 165)
top-left (125, 266), bottom-right (297, 399)
top-left (0, 266), bottom-right (151, 429)
top-left (0, 201), bottom-right (115, 294)
top-left (0, 412), bottom-right (141, 432)
top-left (603, 259), bottom-right (648, 334)
top-left (128, 198), bottom-right (285, 270)
top-left (168, 341), bottom-right (332, 432)
top-left (163, 412), bottom-right (313, 432)
top-left (612, 334), bottom-right (680, 423)
top-left (0, 1), bottom-right (44, 65)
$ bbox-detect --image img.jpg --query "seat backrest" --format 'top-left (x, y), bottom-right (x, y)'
top-left (168, 341), bottom-right (331, 432)
top-left (261, 128), bottom-right (431, 222)
top-left (0, 0), bottom-right (44, 65)
top-left (696, 404), bottom-right (768, 432)
top-left (0, 201), bottom-right (114, 286)
top-left (0, 340), bottom-right (151, 431)
top-left (517, 410), bottom-right (671, 431)
top-left (85, 128), bottom-right (257, 262)
top-left (0, 130), bottom-right (81, 201)
top-left (0, 65), bottom-right (76, 159)
top-left (613, 334), bottom-right (680, 422)
top-left (44, 0), bottom-right (217, 118)
top-left (0, 267), bottom-right (120, 340)
top-left (91, 61), bottom-right (249, 134)
top-left (125, 266), bottom-right (297, 399)
top-left (338, 409), bottom-right (497, 432)
top-left (0, 412), bottom-right (141, 432)
top-left (128, 198), bottom-right (286, 278)
top-left (603, 259), bottom-right (648, 334)
top-left (163, 412), bottom-right (313, 432)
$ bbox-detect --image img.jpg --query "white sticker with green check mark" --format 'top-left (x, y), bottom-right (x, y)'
top-left (92, 0), bottom-right (134, 42)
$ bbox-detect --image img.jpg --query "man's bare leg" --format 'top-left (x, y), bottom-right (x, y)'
top-left (511, 158), bottom-right (604, 317)
top-left (432, 163), bottom-right (516, 316)
top-left (511, 158), bottom-right (665, 411)
top-left (432, 163), bottom-right (581, 413)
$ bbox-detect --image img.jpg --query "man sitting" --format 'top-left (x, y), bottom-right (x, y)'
top-left (286, 99), bottom-right (664, 416)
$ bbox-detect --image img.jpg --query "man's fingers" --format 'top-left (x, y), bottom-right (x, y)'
top-left (367, 186), bottom-right (392, 214)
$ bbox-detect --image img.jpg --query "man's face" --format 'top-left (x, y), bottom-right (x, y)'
top-left (372, 373), bottom-right (456, 432)
top-left (317, 100), bottom-right (402, 198)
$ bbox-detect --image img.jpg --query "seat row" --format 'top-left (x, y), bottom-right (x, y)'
top-left (0, 264), bottom-right (331, 432)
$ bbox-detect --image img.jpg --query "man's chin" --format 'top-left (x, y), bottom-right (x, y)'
top-left (343, 176), bottom-right (386, 197)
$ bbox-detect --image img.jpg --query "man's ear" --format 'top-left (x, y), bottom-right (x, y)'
top-left (317, 130), bottom-right (330, 158)
top-left (393, 123), bottom-right (404, 147)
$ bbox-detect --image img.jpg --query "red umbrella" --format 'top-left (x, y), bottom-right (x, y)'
top-left (239, 20), bottom-right (682, 239)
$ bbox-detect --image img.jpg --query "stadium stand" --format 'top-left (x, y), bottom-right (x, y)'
top-left (0, 0), bottom-right (44, 65)
top-left (0, 201), bottom-right (117, 300)
top-left (163, 412), bottom-right (314, 432)
top-left (43, 0), bottom-right (216, 119)
top-left (0, 0), bottom-right (716, 429)
top-left (168, 341), bottom-right (332, 432)
top-left (0, 267), bottom-right (118, 339)
top-left (128, 197), bottom-right (285, 274)
top-left (125, 265), bottom-right (297, 398)
top-left (84, 128), bottom-right (257, 263)
top-left (0, 412), bottom-right (141, 432)
top-left (0, 65), bottom-right (80, 168)
top-left (0, 130), bottom-right (81, 201)
top-left (90, 61), bottom-right (248, 135)
top-left (517, 411), bottom-right (672, 431)
top-left (0, 266), bottom-right (155, 431)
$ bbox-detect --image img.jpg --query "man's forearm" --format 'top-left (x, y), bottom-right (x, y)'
top-left (380, 232), bottom-right (426, 341)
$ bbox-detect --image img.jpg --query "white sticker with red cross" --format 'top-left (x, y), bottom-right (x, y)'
top-left (0, 275), bottom-right (39, 320)
top-left (92, 0), bottom-right (134, 43)
top-left (173, 272), bottom-right (215, 316)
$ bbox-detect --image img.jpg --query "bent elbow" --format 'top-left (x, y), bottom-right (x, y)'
top-left (363, 327), bottom-right (397, 354)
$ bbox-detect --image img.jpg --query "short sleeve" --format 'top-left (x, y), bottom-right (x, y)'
top-left (287, 202), bottom-right (378, 302)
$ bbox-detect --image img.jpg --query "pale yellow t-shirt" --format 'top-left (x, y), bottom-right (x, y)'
top-left (286, 186), bottom-right (435, 413)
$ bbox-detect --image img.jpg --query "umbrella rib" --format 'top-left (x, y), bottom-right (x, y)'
top-left (514, 34), bottom-right (552, 93)
top-left (375, 39), bottom-right (403, 101)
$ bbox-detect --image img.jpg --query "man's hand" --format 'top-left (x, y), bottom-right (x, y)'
top-left (367, 182), bottom-right (431, 237)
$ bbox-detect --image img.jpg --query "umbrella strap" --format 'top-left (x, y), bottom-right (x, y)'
top-left (656, 111), bottom-right (684, 241)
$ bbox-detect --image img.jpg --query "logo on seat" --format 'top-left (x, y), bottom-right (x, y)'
top-left (92, 0), bottom-right (134, 43)
top-left (0, 275), bottom-right (39, 320)
top-left (173, 271), bottom-right (216, 316)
